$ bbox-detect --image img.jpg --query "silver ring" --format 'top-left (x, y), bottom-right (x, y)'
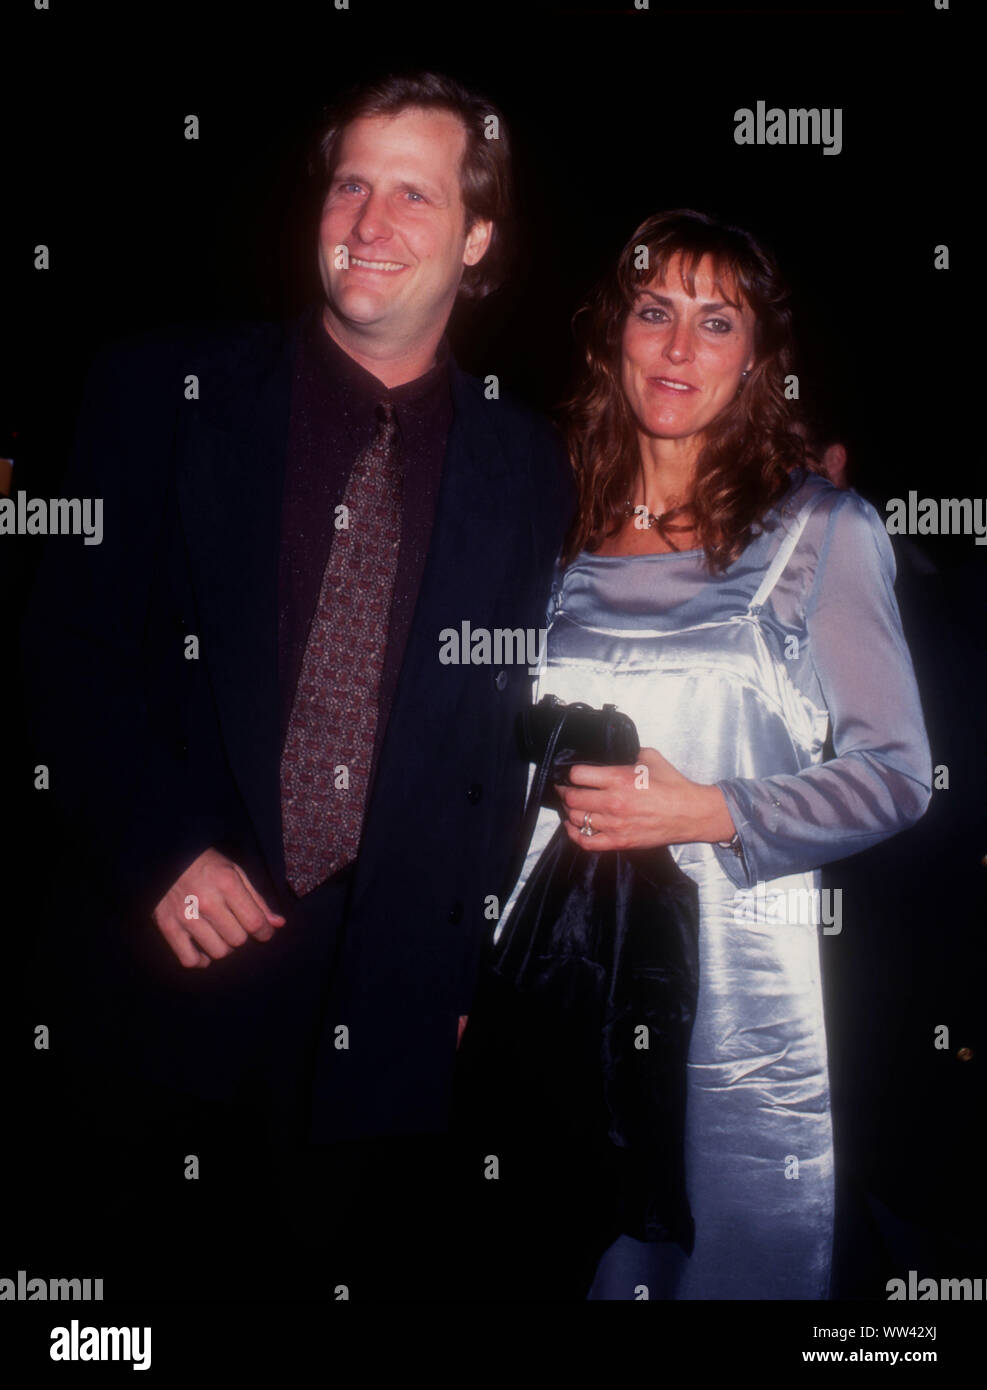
top-left (579, 812), bottom-right (594, 837)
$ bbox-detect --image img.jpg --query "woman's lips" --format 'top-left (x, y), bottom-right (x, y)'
top-left (648, 376), bottom-right (697, 394)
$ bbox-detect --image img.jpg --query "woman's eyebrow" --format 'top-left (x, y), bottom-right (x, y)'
top-left (637, 290), bottom-right (737, 313)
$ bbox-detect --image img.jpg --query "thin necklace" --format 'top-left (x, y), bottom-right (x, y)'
top-left (623, 500), bottom-right (665, 530)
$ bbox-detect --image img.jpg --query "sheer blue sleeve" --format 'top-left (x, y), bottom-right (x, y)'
top-left (713, 491), bottom-right (933, 887)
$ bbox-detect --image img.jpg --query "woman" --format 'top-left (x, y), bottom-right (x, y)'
top-left (499, 209), bottom-right (931, 1299)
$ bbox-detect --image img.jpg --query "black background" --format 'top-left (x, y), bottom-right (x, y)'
top-left (4, 0), bottom-right (966, 510)
top-left (1, 0), bottom-right (980, 1365)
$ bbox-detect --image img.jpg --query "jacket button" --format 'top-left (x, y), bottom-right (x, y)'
top-left (448, 901), bottom-right (464, 924)
top-left (494, 670), bottom-right (508, 691)
top-left (466, 783), bottom-right (483, 804)
top-left (957, 1047), bottom-right (974, 1062)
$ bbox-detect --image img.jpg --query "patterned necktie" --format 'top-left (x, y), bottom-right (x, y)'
top-left (281, 400), bottom-right (403, 896)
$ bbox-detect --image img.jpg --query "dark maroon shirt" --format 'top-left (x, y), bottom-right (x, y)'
top-left (278, 303), bottom-right (453, 801)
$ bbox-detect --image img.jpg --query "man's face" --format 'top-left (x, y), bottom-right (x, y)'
top-left (318, 107), bottom-right (491, 348)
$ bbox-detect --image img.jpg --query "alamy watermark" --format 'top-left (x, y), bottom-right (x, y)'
top-left (0, 491), bottom-right (103, 545)
top-left (734, 102), bottom-right (842, 156)
top-left (885, 492), bottom-right (987, 546)
top-left (439, 622), bottom-right (547, 674)
top-left (887, 1271), bottom-right (986, 1300)
top-left (732, 880), bottom-right (842, 935)
top-left (49, 1320), bottom-right (151, 1371)
top-left (1, 1268), bottom-right (103, 1300)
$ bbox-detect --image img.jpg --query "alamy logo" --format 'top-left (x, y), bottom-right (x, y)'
top-left (0, 490), bottom-right (103, 545)
top-left (734, 102), bottom-right (842, 156)
top-left (732, 881), bottom-right (842, 935)
top-left (885, 492), bottom-right (987, 546)
top-left (49, 1320), bottom-right (151, 1370)
top-left (438, 622), bottom-right (547, 674)
top-left (887, 1271), bottom-right (986, 1300)
top-left (0, 1269), bottom-right (103, 1300)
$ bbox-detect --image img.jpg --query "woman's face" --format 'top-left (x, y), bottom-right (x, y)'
top-left (620, 253), bottom-right (757, 452)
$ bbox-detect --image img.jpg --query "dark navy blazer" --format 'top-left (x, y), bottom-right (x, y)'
top-left (21, 307), bottom-right (574, 1141)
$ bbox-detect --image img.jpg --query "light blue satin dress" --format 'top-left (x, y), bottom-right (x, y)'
top-left (499, 472), bottom-right (932, 1300)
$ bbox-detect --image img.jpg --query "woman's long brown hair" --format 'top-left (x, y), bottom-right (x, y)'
top-left (563, 209), bottom-right (824, 570)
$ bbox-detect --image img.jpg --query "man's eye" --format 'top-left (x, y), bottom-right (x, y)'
top-left (406, 190), bottom-right (426, 203)
top-left (338, 182), bottom-right (363, 195)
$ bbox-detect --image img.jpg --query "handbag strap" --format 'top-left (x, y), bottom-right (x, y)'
top-left (500, 706), bottom-right (570, 904)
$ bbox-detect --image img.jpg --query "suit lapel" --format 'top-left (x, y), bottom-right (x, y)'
top-left (175, 316), bottom-right (303, 881)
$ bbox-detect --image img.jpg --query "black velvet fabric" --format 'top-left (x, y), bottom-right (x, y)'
top-left (455, 821), bottom-right (701, 1280)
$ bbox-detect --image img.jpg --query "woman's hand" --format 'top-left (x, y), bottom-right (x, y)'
top-left (557, 746), bottom-right (736, 852)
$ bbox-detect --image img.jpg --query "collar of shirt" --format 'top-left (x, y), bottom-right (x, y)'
top-left (303, 302), bottom-right (452, 448)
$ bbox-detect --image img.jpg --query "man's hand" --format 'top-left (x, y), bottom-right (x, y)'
top-left (152, 848), bottom-right (287, 968)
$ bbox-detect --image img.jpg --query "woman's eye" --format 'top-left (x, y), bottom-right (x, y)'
top-left (705, 318), bottom-right (732, 334)
top-left (638, 306), bottom-right (668, 323)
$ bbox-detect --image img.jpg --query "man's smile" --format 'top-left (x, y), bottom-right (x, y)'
top-left (349, 256), bottom-right (408, 273)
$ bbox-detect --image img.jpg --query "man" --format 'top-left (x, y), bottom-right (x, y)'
top-left (21, 71), bottom-right (572, 1296)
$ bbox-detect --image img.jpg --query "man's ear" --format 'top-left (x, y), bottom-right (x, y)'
top-left (463, 218), bottom-right (493, 267)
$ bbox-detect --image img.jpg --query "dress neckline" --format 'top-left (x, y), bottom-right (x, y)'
top-left (578, 545), bottom-right (705, 562)
top-left (575, 470), bottom-right (825, 567)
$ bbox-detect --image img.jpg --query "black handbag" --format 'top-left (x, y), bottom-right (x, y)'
top-left (454, 695), bottom-right (701, 1277)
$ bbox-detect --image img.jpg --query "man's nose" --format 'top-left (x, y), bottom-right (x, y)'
top-left (354, 191), bottom-right (392, 242)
